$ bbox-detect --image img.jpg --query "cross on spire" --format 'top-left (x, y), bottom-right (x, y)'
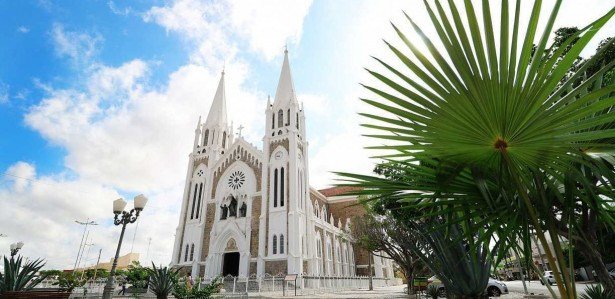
top-left (237, 125), bottom-right (245, 138)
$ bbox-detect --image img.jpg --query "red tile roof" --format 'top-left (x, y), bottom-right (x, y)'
top-left (318, 186), bottom-right (361, 197)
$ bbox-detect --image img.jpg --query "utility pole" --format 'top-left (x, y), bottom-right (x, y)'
top-left (77, 232), bottom-right (90, 271)
top-left (130, 218), bottom-right (140, 253)
top-left (93, 249), bottom-right (102, 282)
top-left (80, 240), bottom-right (95, 280)
top-left (145, 237), bottom-right (152, 262)
top-left (368, 251), bottom-right (373, 291)
top-left (74, 219), bottom-right (97, 270)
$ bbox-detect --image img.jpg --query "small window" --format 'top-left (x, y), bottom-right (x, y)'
top-left (296, 113), bottom-right (299, 129)
top-left (272, 114), bottom-right (275, 129)
top-left (286, 109), bottom-right (290, 125)
top-left (190, 244), bottom-right (195, 261)
top-left (280, 234), bottom-right (285, 254)
top-left (273, 235), bottom-right (278, 254)
top-left (280, 167), bottom-right (285, 207)
top-left (203, 129), bottom-right (209, 145)
top-left (274, 169), bottom-right (278, 207)
top-left (278, 110), bottom-right (283, 127)
top-left (222, 131), bottom-right (227, 147)
top-left (184, 245), bottom-right (189, 262)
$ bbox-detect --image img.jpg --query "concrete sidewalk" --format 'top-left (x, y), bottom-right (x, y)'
top-left (251, 284), bottom-right (410, 298)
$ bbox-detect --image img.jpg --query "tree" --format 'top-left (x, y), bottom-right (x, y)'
top-left (338, 1), bottom-right (615, 298)
top-left (125, 261), bottom-right (150, 289)
top-left (351, 214), bottom-right (427, 294)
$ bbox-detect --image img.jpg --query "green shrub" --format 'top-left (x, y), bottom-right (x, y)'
top-left (426, 284), bottom-right (440, 299)
top-left (580, 284), bottom-right (615, 299)
top-left (146, 263), bottom-right (178, 299)
top-left (0, 255), bottom-right (48, 293)
top-left (53, 272), bottom-right (85, 292)
top-left (172, 276), bottom-right (222, 299)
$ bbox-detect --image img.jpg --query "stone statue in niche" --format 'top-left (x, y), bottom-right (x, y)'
top-left (239, 202), bottom-right (247, 217)
top-left (220, 205), bottom-right (228, 220)
top-left (229, 196), bottom-right (238, 217)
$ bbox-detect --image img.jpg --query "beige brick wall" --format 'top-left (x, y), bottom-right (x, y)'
top-left (265, 260), bottom-right (288, 275)
top-left (328, 200), bottom-right (366, 228)
top-left (250, 196), bottom-right (261, 257)
top-left (200, 203), bottom-right (216, 260)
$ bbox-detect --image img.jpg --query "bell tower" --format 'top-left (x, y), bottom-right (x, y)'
top-left (258, 49), bottom-right (310, 275)
top-left (199, 71), bottom-right (233, 161)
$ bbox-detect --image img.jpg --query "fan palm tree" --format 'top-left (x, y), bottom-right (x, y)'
top-left (338, 1), bottom-right (615, 298)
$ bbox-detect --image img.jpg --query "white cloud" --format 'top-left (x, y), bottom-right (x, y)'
top-left (51, 23), bottom-right (103, 66)
top-left (5, 162), bottom-right (36, 192)
top-left (108, 1), bottom-right (132, 16)
top-left (143, 0), bottom-right (313, 63)
top-left (227, 0), bottom-right (313, 61)
top-left (17, 26), bottom-right (30, 33)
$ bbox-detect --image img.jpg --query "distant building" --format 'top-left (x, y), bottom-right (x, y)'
top-left (77, 252), bottom-right (140, 271)
top-left (170, 50), bottom-right (395, 279)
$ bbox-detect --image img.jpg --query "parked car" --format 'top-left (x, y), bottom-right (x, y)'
top-left (541, 271), bottom-right (556, 285)
top-left (426, 275), bottom-right (509, 297)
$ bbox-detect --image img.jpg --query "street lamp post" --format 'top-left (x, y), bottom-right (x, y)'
top-left (101, 195), bottom-right (148, 299)
top-left (10, 242), bottom-right (24, 257)
top-left (74, 219), bottom-right (97, 270)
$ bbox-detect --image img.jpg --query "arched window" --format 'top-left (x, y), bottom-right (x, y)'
top-left (195, 183), bottom-right (203, 219)
top-left (222, 132), bottom-right (226, 147)
top-left (280, 167), bottom-right (285, 207)
top-left (190, 183), bottom-right (198, 219)
top-left (296, 113), bottom-right (299, 129)
top-left (278, 110), bottom-right (283, 127)
top-left (190, 244), bottom-right (195, 261)
top-left (280, 234), bottom-right (285, 254)
top-left (272, 114), bottom-right (275, 129)
top-left (203, 129), bottom-right (209, 146)
top-left (239, 202), bottom-right (247, 217)
top-left (286, 109), bottom-right (290, 125)
top-left (184, 244), bottom-right (189, 262)
top-left (273, 169), bottom-right (278, 207)
top-left (272, 235), bottom-right (278, 254)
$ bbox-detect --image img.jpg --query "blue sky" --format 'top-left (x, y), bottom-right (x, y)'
top-left (1, 0), bottom-right (613, 269)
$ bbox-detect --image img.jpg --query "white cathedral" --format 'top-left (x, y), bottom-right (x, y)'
top-left (171, 50), bottom-right (395, 279)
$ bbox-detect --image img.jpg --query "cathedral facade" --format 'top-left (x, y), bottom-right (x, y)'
top-left (170, 51), bottom-right (395, 278)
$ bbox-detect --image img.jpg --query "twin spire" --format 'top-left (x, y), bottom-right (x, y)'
top-left (204, 70), bottom-right (228, 128)
top-left (203, 49), bottom-right (296, 130)
top-left (273, 49), bottom-right (297, 106)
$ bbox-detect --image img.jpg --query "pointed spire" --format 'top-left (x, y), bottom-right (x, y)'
top-left (273, 49), bottom-right (297, 106)
top-left (195, 116), bottom-right (202, 131)
top-left (267, 95), bottom-right (271, 107)
top-left (205, 71), bottom-right (228, 128)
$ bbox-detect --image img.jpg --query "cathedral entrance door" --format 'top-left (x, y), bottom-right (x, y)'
top-left (222, 252), bottom-right (240, 276)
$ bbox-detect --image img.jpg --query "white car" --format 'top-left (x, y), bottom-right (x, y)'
top-left (541, 271), bottom-right (556, 285)
top-left (427, 275), bottom-right (509, 297)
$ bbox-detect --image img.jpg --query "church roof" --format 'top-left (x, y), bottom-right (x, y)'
top-left (318, 186), bottom-right (362, 197)
top-left (204, 71), bottom-right (227, 127)
top-left (273, 49), bottom-right (297, 106)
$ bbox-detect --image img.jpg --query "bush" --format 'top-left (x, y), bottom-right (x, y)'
top-left (0, 255), bottom-right (48, 293)
top-left (172, 276), bottom-right (222, 299)
top-left (146, 263), bottom-right (178, 299)
top-left (580, 284), bottom-right (615, 299)
top-left (53, 272), bottom-right (85, 292)
top-left (426, 284), bottom-right (439, 299)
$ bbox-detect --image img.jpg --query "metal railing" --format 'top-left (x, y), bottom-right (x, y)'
top-left (202, 274), bottom-right (400, 296)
